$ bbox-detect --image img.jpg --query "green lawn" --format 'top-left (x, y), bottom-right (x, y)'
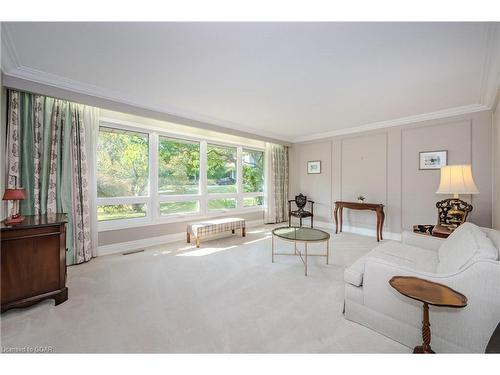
top-left (207, 184), bottom-right (236, 194)
top-left (160, 201), bottom-right (198, 215)
top-left (243, 196), bottom-right (264, 207)
top-left (97, 211), bottom-right (146, 221)
top-left (158, 184), bottom-right (237, 195)
top-left (208, 198), bottom-right (236, 210)
top-left (158, 184), bottom-right (199, 195)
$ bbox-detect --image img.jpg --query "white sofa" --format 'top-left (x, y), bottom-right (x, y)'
top-left (343, 223), bottom-right (500, 353)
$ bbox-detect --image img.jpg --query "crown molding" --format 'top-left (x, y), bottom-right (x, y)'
top-left (292, 104), bottom-right (490, 143)
top-left (2, 65), bottom-right (294, 144)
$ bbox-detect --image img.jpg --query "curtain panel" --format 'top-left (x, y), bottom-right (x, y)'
top-left (264, 143), bottom-right (289, 224)
top-left (6, 90), bottom-right (98, 265)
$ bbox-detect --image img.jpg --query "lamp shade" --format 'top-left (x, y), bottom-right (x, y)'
top-left (436, 165), bottom-right (479, 195)
top-left (2, 188), bottom-right (27, 200)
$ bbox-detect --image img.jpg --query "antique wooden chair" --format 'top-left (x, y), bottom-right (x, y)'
top-left (288, 193), bottom-right (315, 228)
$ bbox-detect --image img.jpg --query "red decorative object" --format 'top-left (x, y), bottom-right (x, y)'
top-left (2, 188), bottom-right (27, 226)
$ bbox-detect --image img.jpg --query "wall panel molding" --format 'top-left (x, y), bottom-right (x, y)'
top-left (292, 110), bottom-right (493, 237)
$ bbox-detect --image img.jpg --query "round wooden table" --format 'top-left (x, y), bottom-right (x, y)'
top-left (389, 276), bottom-right (467, 353)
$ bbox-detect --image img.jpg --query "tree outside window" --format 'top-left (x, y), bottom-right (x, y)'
top-left (207, 144), bottom-right (237, 193)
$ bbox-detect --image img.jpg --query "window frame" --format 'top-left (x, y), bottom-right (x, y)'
top-left (97, 119), bottom-right (265, 232)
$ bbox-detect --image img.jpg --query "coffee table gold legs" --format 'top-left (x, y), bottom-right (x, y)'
top-left (414, 302), bottom-right (435, 354)
top-left (271, 235), bottom-right (329, 276)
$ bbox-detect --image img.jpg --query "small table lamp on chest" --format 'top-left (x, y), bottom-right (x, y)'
top-left (435, 165), bottom-right (479, 230)
top-left (2, 188), bottom-right (27, 226)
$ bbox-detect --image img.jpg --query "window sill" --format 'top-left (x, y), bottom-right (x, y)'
top-left (97, 207), bottom-right (264, 232)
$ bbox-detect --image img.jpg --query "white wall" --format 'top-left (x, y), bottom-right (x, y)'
top-left (493, 92), bottom-right (500, 230)
top-left (290, 110), bottom-right (494, 236)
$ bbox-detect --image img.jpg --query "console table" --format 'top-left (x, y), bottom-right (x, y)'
top-left (333, 201), bottom-right (385, 241)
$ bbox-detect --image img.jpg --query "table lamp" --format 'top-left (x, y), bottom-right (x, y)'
top-left (436, 165), bottom-right (479, 227)
top-left (2, 188), bottom-right (27, 226)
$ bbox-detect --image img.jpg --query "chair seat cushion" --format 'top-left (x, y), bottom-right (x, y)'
top-left (290, 210), bottom-right (312, 217)
top-left (344, 241), bottom-right (439, 287)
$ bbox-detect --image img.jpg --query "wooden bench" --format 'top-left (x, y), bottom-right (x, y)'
top-left (187, 217), bottom-right (246, 248)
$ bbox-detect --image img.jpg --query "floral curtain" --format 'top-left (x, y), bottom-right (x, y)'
top-left (264, 143), bottom-right (289, 223)
top-left (6, 90), bottom-right (96, 265)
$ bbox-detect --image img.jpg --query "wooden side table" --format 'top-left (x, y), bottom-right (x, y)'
top-left (1, 214), bottom-right (68, 312)
top-left (389, 276), bottom-right (467, 353)
top-left (431, 224), bottom-right (454, 238)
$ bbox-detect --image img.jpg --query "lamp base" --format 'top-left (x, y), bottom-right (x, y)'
top-left (3, 215), bottom-right (25, 226)
top-left (435, 198), bottom-right (473, 229)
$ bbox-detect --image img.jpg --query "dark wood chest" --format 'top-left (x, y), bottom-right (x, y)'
top-left (1, 214), bottom-right (68, 313)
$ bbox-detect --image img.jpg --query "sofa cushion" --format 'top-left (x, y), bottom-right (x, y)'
top-left (437, 222), bottom-right (498, 274)
top-left (344, 241), bottom-right (438, 286)
top-left (483, 228), bottom-right (500, 257)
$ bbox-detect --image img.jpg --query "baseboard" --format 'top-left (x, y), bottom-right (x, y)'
top-left (97, 219), bottom-right (265, 256)
top-left (315, 221), bottom-right (402, 241)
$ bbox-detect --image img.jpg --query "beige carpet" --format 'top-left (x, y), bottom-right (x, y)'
top-left (0, 225), bottom-right (409, 353)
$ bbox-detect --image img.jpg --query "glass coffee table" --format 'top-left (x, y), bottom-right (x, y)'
top-left (271, 226), bottom-right (330, 276)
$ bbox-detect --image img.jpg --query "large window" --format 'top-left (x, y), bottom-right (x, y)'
top-left (97, 128), bottom-right (149, 221)
top-left (97, 122), bottom-right (266, 229)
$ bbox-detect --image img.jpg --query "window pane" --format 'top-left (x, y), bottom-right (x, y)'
top-left (243, 149), bottom-right (264, 193)
top-left (97, 128), bottom-right (149, 197)
top-left (207, 144), bottom-right (237, 193)
top-left (160, 201), bottom-right (199, 215)
top-left (243, 196), bottom-right (264, 208)
top-left (158, 137), bottom-right (200, 195)
top-left (208, 198), bottom-right (237, 210)
top-left (97, 204), bottom-right (146, 221)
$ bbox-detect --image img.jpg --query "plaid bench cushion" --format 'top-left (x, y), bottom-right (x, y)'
top-left (188, 217), bottom-right (246, 238)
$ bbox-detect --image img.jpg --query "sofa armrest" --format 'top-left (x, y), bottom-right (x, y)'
top-left (401, 231), bottom-right (444, 252)
top-left (362, 257), bottom-right (500, 299)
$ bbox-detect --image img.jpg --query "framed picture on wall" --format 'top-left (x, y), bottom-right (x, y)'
top-left (419, 150), bottom-right (447, 170)
top-left (307, 160), bottom-right (321, 174)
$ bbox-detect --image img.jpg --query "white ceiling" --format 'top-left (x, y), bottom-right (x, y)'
top-left (2, 22), bottom-right (500, 142)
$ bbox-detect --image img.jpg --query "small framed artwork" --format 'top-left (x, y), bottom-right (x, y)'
top-left (307, 160), bottom-right (321, 174)
top-left (419, 150), bottom-right (447, 170)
